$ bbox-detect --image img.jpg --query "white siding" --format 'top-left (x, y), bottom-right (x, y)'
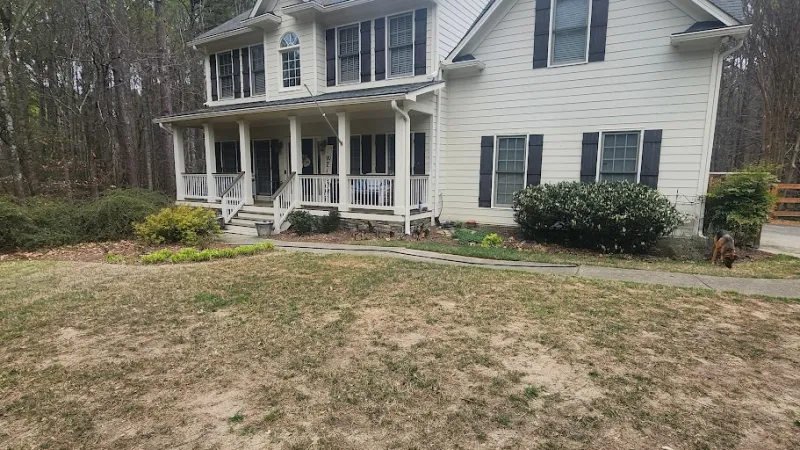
top-left (437, 0), bottom-right (491, 59)
top-left (440, 0), bottom-right (715, 226)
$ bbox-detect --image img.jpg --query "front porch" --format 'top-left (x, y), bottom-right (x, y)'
top-left (167, 97), bottom-right (437, 235)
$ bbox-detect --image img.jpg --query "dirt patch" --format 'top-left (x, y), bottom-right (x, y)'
top-left (0, 240), bottom-right (233, 263)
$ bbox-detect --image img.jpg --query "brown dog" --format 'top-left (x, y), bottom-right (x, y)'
top-left (712, 231), bottom-right (737, 269)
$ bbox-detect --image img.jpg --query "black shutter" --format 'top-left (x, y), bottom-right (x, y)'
top-left (413, 133), bottom-right (426, 175)
top-left (374, 18), bottom-right (386, 81)
top-left (350, 135), bottom-right (361, 175)
top-left (588, 0), bottom-right (609, 62)
top-left (301, 139), bottom-right (314, 175)
top-left (479, 136), bottom-right (494, 207)
top-left (327, 137), bottom-right (339, 175)
top-left (360, 21), bottom-right (372, 82)
top-left (640, 130), bottom-right (663, 189)
top-left (527, 134), bottom-right (544, 186)
top-left (580, 132), bottom-right (600, 183)
top-left (375, 135), bottom-right (387, 173)
top-left (326, 28), bottom-right (336, 86)
top-left (232, 49), bottom-right (241, 98)
top-left (215, 142), bottom-right (222, 173)
top-left (270, 140), bottom-right (280, 193)
top-left (241, 47), bottom-right (251, 98)
top-left (361, 135), bottom-right (373, 174)
top-left (210, 54), bottom-right (218, 101)
top-left (533, 0), bottom-right (551, 69)
top-left (388, 134), bottom-right (395, 174)
top-left (414, 9), bottom-right (428, 76)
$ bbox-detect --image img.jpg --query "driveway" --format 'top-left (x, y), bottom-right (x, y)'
top-left (761, 224), bottom-right (800, 258)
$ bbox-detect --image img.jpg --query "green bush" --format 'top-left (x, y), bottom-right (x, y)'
top-left (481, 233), bottom-right (503, 248)
top-left (140, 242), bottom-right (275, 264)
top-left (705, 170), bottom-right (778, 245)
top-left (287, 210), bottom-right (317, 235)
top-left (514, 182), bottom-right (682, 253)
top-left (453, 228), bottom-right (490, 244)
top-left (0, 189), bottom-right (170, 251)
top-left (318, 210), bottom-right (341, 233)
top-left (135, 205), bottom-right (221, 247)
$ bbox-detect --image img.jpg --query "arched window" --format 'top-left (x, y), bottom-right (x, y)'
top-left (280, 32), bottom-right (301, 88)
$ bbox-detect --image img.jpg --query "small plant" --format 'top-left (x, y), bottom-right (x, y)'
top-left (524, 386), bottom-right (541, 399)
top-left (287, 211), bottom-right (318, 235)
top-left (141, 249), bottom-right (174, 264)
top-left (453, 228), bottom-right (490, 244)
top-left (229, 413), bottom-right (245, 424)
top-left (481, 233), bottom-right (503, 248)
top-left (105, 253), bottom-right (124, 263)
top-left (705, 169), bottom-right (778, 246)
top-left (318, 210), bottom-right (341, 234)
top-left (135, 205), bottom-right (220, 247)
top-left (140, 243), bottom-right (274, 264)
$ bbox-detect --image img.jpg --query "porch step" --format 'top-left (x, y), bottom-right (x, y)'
top-left (241, 205), bottom-right (275, 214)
top-left (229, 218), bottom-right (268, 228)
top-left (237, 211), bottom-right (276, 221)
top-left (223, 225), bottom-right (259, 237)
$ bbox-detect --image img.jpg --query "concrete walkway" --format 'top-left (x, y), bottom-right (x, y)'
top-left (220, 235), bottom-right (800, 299)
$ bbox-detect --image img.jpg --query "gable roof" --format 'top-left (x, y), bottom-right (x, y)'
top-left (192, 10), bottom-right (253, 43)
top-left (708, 0), bottom-right (746, 23)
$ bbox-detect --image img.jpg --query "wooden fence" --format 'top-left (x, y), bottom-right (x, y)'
top-left (772, 184), bottom-right (800, 219)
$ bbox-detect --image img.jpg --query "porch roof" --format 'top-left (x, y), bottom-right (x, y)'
top-left (154, 81), bottom-right (444, 125)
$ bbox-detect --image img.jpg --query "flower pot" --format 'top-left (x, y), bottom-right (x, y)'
top-left (256, 222), bottom-right (274, 237)
top-left (216, 216), bottom-right (225, 230)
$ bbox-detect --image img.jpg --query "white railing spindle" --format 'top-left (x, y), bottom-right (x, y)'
top-left (410, 175), bottom-right (429, 210)
top-left (348, 176), bottom-right (394, 210)
top-left (221, 172), bottom-right (246, 223)
top-left (273, 173), bottom-right (297, 234)
top-left (214, 174), bottom-right (237, 199)
top-left (299, 175), bottom-right (339, 207)
top-left (182, 174), bottom-right (208, 199)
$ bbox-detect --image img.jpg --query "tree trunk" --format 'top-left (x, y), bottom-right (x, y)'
top-left (155, 0), bottom-right (175, 194)
top-left (0, 29), bottom-right (26, 197)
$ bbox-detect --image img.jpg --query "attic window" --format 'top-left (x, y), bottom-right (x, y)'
top-left (550, 0), bottom-right (591, 66)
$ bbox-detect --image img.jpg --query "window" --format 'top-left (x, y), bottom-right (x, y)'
top-left (551, 0), bottom-right (590, 65)
top-left (217, 51), bottom-right (235, 99)
top-left (494, 136), bottom-right (527, 207)
top-left (388, 13), bottom-right (414, 77)
top-left (250, 44), bottom-right (266, 95)
top-left (338, 25), bottom-right (360, 83)
top-left (600, 132), bottom-right (640, 183)
top-left (279, 33), bottom-right (301, 89)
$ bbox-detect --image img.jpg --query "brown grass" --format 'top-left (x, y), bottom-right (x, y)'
top-left (1, 254), bottom-right (799, 449)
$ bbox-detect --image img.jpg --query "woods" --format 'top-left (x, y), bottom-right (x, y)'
top-left (0, 0), bottom-right (798, 199)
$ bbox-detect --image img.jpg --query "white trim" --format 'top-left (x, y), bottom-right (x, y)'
top-left (249, 43), bottom-right (267, 96)
top-left (670, 24), bottom-right (751, 46)
top-left (188, 28), bottom-right (252, 47)
top-left (241, 13), bottom-right (281, 28)
top-left (689, 0), bottom-right (739, 26)
top-left (278, 32), bottom-right (302, 91)
top-left (697, 46), bottom-right (723, 196)
top-left (548, 0), bottom-right (592, 68)
top-left (594, 130), bottom-right (645, 183)
top-left (491, 135), bottom-right (529, 208)
top-left (445, 0), bottom-right (508, 62)
top-left (386, 10), bottom-right (417, 80)
top-left (216, 50), bottom-right (236, 100)
top-left (336, 22), bottom-right (362, 86)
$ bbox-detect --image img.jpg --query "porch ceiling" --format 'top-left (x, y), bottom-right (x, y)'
top-left (154, 81), bottom-right (443, 127)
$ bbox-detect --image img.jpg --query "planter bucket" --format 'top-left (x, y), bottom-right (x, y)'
top-left (216, 216), bottom-right (225, 230)
top-left (256, 222), bottom-right (274, 237)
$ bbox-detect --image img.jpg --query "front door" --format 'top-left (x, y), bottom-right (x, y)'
top-left (253, 140), bottom-right (280, 196)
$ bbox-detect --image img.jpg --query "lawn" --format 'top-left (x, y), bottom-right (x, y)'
top-left (1, 253), bottom-right (799, 449)
top-left (366, 240), bottom-right (800, 279)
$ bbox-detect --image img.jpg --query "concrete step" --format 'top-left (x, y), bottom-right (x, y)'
top-left (223, 225), bottom-right (259, 237)
top-left (229, 218), bottom-right (261, 228)
top-left (242, 205), bottom-right (275, 214)
top-left (237, 212), bottom-right (275, 221)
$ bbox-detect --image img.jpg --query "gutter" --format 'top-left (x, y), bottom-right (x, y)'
top-left (391, 100), bottom-right (412, 236)
top-left (670, 24), bottom-right (750, 46)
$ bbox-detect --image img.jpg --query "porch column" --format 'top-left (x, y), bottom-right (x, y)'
top-left (394, 111), bottom-right (410, 222)
top-left (237, 120), bottom-right (254, 205)
top-left (172, 126), bottom-right (186, 201)
top-left (203, 123), bottom-right (217, 202)
top-left (288, 116), bottom-right (302, 204)
top-left (337, 112), bottom-right (350, 212)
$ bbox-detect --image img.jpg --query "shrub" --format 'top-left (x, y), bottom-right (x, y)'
top-left (135, 205), bottom-right (221, 246)
top-left (318, 210), bottom-right (341, 234)
top-left (453, 228), bottom-right (490, 244)
top-left (287, 210), bottom-right (318, 235)
top-left (705, 170), bottom-right (778, 245)
top-left (481, 233), bottom-right (503, 248)
top-left (513, 181), bottom-right (682, 253)
top-left (0, 198), bottom-right (33, 251)
top-left (83, 189), bottom-right (170, 242)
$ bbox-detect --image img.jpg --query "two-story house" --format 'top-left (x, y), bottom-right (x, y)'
top-left (155, 0), bottom-right (749, 236)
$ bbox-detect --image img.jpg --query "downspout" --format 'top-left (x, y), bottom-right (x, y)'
top-left (433, 65), bottom-right (444, 226)
top-left (391, 100), bottom-right (412, 235)
top-left (697, 36), bottom-right (745, 239)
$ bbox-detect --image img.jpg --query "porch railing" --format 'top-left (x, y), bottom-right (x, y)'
top-left (273, 172), bottom-right (297, 234)
top-left (349, 176), bottom-right (394, 209)
top-left (300, 175), bottom-right (340, 207)
top-left (182, 174), bottom-right (208, 199)
top-left (410, 175), bottom-right (429, 210)
top-left (221, 172), bottom-right (246, 224)
top-left (214, 174), bottom-right (238, 198)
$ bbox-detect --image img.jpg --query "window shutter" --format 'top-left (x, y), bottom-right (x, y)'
top-left (588, 0), bottom-right (609, 62)
top-left (375, 18), bottom-right (386, 81)
top-left (215, 142), bottom-right (222, 173)
top-left (414, 9), bottom-right (427, 76)
top-left (533, 0), bottom-right (551, 69)
top-left (350, 136), bottom-right (361, 175)
top-left (360, 21), bottom-right (372, 82)
top-left (270, 140), bottom-right (280, 191)
top-left (479, 136), bottom-right (494, 207)
top-left (301, 139), bottom-right (314, 175)
top-left (326, 28), bottom-right (336, 86)
top-left (327, 137), bottom-right (339, 175)
top-left (241, 47), bottom-right (251, 98)
top-left (413, 133), bottom-right (426, 175)
top-left (640, 130), bottom-right (662, 189)
top-left (375, 135), bottom-right (387, 173)
top-left (232, 49), bottom-right (241, 98)
top-left (361, 135), bottom-right (373, 174)
top-left (580, 132), bottom-right (600, 183)
top-left (527, 134), bottom-right (544, 186)
top-left (210, 55), bottom-right (218, 101)
top-left (388, 134), bottom-right (396, 174)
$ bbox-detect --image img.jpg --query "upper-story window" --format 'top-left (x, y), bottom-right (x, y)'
top-left (280, 32), bottom-right (301, 89)
top-left (550, 0), bottom-right (590, 65)
top-left (250, 44), bottom-right (266, 95)
top-left (217, 51), bottom-right (235, 99)
top-left (338, 25), bottom-right (360, 83)
top-left (388, 13), bottom-right (414, 77)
